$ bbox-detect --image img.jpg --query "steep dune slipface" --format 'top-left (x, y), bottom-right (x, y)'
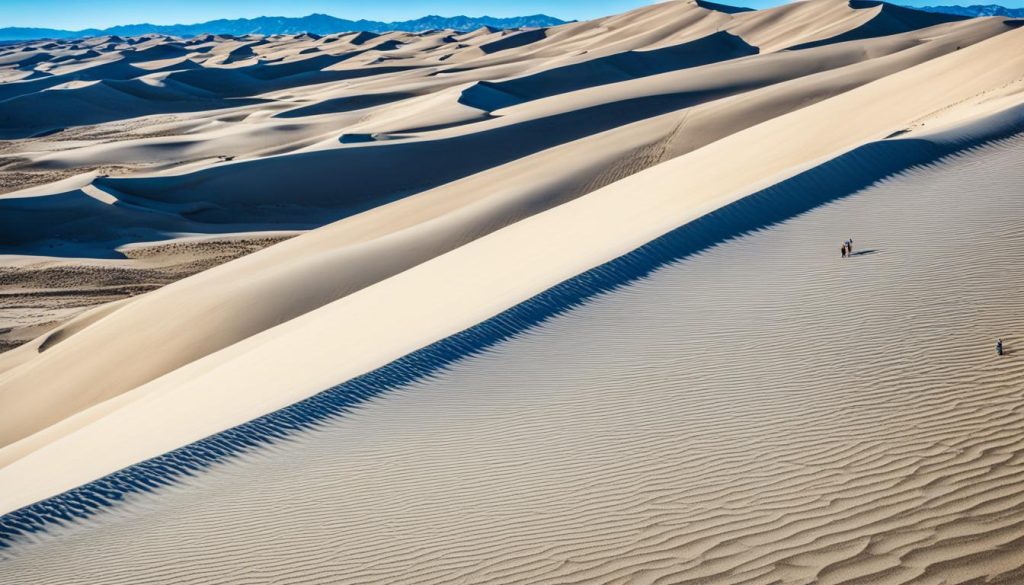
top-left (0, 1), bottom-right (1024, 579)
top-left (788, 0), bottom-right (969, 48)
top-left (457, 31), bottom-right (760, 110)
top-left (726, 0), bottom-right (964, 51)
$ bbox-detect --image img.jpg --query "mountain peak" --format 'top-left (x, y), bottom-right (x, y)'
top-left (911, 3), bottom-right (1024, 17)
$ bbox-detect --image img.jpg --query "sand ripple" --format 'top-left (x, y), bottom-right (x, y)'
top-left (1, 134), bottom-right (1022, 584)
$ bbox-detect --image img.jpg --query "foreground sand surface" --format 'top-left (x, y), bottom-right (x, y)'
top-left (1, 0), bottom-right (1024, 580)
top-left (2, 133), bottom-right (1023, 584)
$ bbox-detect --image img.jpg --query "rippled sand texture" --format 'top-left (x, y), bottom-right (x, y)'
top-left (3, 0), bottom-right (1024, 506)
top-left (2, 133), bottom-right (1022, 584)
top-left (2, 0), bottom-right (1024, 580)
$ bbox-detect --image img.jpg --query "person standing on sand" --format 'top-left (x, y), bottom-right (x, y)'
top-left (841, 243), bottom-right (847, 258)
top-left (846, 239), bottom-right (854, 256)
top-left (997, 339), bottom-right (1004, 356)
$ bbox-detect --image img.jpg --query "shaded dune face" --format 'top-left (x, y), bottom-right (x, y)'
top-left (0, 0), bottom-right (1024, 582)
top-left (787, 0), bottom-right (969, 49)
top-left (458, 31), bottom-right (760, 110)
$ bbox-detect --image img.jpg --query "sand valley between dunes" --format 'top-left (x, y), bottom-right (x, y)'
top-left (1, 0), bottom-right (1023, 582)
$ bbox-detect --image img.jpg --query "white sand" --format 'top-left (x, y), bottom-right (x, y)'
top-left (0, 0), bottom-right (1023, 580)
top-left (2, 130), bottom-right (1023, 584)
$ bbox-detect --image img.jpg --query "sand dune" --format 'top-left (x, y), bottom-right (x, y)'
top-left (5, 14), bottom-right (1009, 252)
top-left (458, 31), bottom-right (759, 110)
top-left (1, 7), bottom-right (1019, 460)
top-left (1, 0), bottom-right (1023, 582)
top-left (728, 0), bottom-right (965, 50)
top-left (3, 121), bottom-right (1023, 585)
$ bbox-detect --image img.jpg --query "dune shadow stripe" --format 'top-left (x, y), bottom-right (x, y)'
top-left (785, 1), bottom-right (968, 51)
top-left (1, 128), bottom-right (1022, 549)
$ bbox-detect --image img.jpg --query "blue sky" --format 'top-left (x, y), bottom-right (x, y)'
top-left (4, 0), bottom-right (1023, 30)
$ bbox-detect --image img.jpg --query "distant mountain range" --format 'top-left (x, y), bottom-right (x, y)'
top-left (0, 13), bottom-right (568, 41)
top-left (914, 4), bottom-right (1024, 17)
top-left (5, 5), bottom-right (1021, 43)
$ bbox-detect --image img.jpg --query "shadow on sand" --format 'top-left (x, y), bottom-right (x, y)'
top-left (3, 126), bottom-right (1024, 548)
